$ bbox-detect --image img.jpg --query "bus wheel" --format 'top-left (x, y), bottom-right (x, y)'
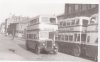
top-left (35, 46), bottom-right (40, 54)
top-left (73, 45), bottom-right (81, 57)
top-left (53, 48), bottom-right (58, 54)
top-left (26, 42), bottom-right (30, 50)
top-left (95, 56), bottom-right (98, 62)
top-left (53, 45), bottom-right (58, 54)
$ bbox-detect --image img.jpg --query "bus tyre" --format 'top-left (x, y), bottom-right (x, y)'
top-left (73, 45), bottom-right (81, 57)
top-left (35, 46), bottom-right (40, 54)
top-left (26, 42), bottom-right (30, 50)
top-left (53, 48), bottom-right (58, 54)
top-left (53, 45), bottom-right (58, 54)
top-left (95, 56), bottom-right (98, 62)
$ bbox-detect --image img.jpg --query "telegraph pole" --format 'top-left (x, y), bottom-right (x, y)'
top-left (5, 19), bottom-right (7, 36)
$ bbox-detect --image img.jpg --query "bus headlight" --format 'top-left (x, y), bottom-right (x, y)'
top-left (43, 43), bottom-right (45, 46)
top-left (42, 42), bottom-right (46, 46)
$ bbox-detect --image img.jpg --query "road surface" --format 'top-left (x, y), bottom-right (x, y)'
top-left (0, 34), bottom-right (94, 62)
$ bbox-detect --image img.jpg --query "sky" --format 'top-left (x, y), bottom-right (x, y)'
top-left (0, 0), bottom-right (98, 24)
top-left (0, 0), bottom-right (65, 24)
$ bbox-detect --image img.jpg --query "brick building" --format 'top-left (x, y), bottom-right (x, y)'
top-left (58, 4), bottom-right (98, 20)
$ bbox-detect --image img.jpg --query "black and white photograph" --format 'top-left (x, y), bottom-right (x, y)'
top-left (0, 0), bottom-right (99, 62)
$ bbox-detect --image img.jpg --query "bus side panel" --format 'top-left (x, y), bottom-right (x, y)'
top-left (26, 40), bottom-right (37, 49)
top-left (85, 32), bottom-right (98, 58)
top-left (55, 41), bottom-right (80, 55)
top-left (85, 45), bottom-right (98, 57)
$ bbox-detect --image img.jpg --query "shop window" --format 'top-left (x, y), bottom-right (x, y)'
top-left (72, 20), bottom-right (75, 25)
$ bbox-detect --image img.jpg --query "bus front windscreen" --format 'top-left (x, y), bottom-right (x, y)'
top-left (42, 17), bottom-right (56, 24)
top-left (50, 18), bottom-right (56, 24)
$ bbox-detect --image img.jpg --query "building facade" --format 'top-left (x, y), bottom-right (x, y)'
top-left (16, 17), bottom-right (31, 38)
top-left (57, 4), bottom-right (98, 19)
top-left (0, 23), bottom-right (5, 34)
top-left (6, 15), bottom-right (31, 38)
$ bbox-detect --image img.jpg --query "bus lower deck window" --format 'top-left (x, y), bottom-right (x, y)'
top-left (77, 34), bottom-right (80, 41)
top-left (61, 35), bottom-right (64, 41)
top-left (74, 34), bottom-right (77, 41)
top-left (81, 34), bottom-right (86, 41)
top-left (65, 35), bottom-right (68, 41)
top-left (69, 35), bottom-right (73, 41)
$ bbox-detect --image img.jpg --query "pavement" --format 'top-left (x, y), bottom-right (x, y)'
top-left (0, 33), bottom-right (94, 62)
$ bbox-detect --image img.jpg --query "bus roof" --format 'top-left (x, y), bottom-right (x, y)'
top-left (61, 16), bottom-right (89, 22)
top-left (31, 15), bottom-right (57, 19)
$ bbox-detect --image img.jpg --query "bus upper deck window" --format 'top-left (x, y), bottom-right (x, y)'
top-left (72, 20), bottom-right (75, 25)
top-left (50, 18), bottom-right (56, 24)
top-left (31, 18), bottom-right (39, 25)
top-left (90, 17), bottom-right (96, 24)
top-left (63, 22), bottom-right (66, 27)
top-left (42, 17), bottom-right (49, 23)
top-left (82, 19), bottom-right (88, 27)
top-left (76, 19), bottom-right (79, 25)
top-left (95, 38), bottom-right (98, 44)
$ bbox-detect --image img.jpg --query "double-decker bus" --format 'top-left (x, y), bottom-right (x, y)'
top-left (55, 14), bottom-right (98, 61)
top-left (55, 16), bottom-right (89, 56)
top-left (85, 14), bottom-right (98, 61)
top-left (26, 15), bottom-right (58, 54)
